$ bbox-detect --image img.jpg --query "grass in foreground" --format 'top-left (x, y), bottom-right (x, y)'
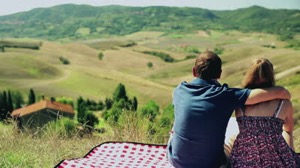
top-left (0, 112), bottom-right (170, 168)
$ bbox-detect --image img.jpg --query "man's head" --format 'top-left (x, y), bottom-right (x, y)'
top-left (193, 51), bottom-right (222, 80)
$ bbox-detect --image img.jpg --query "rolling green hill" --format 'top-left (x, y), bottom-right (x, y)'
top-left (0, 30), bottom-right (299, 109)
top-left (0, 5), bottom-right (299, 41)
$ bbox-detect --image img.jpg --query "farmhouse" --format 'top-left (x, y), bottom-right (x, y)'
top-left (11, 100), bottom-right (74, 128)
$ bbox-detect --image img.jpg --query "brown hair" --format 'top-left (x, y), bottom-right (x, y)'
top-left (194, 51), bottom-right (222, 80)
top-left (242, 58), bottom-right (275, 89)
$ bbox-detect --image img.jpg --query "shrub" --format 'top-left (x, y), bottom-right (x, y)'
top-left (59, 56), bottom-right (70, 65)
top-left (142, 51), bottom-right (175, 62)
top-left (84, 112), bottom-right (99, 131)
top-left (98, 52), bottom-right (104, 60)
top-left (43, 118), bottom-right (77, 138)
top-left (119, 41), bottom-right (137, 47)
top-left (185, 54), bottom-right (197, 60)
top-left (147, 62), bottom-right (153, 68)
top-left (262, 44), bottom-right (276, 48)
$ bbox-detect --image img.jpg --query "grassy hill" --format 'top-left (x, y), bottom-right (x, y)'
top-left (0, 5), bottom-right (299, 41)
top-left (0, 30), bottom-right (299, 109)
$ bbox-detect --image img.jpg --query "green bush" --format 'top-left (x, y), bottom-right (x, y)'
top-left (147, 62), bottom-right (153, 68)
top-left (142, 51), bottom-right (175, 62)
top-left (44, 118), bottom-right (77, 138)
top-left (185, 54), bottom-right (197, 60)
top-left (98, 52), bottom-right (104, 60)
top-left (84, 112), bottom-right (99, 131)
top-left (59, 56), bottom-right (70, 65)
top-left (140, 100), bottom-right (160, 122)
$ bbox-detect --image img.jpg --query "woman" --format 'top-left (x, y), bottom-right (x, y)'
top-left (230, 58), bottom-right (300, 167)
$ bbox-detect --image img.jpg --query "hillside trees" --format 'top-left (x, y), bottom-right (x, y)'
top-left (12, 90), bottom-right (24, 109)
top-left (0, 91), bottom-right (8, 121)
top-left (0, 90), bottom-right (22, 121)
top-left (7, 91), bottom-right (13, 113)
top-left (103, 83), bottom-right (138, 123)
top-left (76, 96), bottom-right (102, 131)
top-left (141, 51), bottom-right (175, 62)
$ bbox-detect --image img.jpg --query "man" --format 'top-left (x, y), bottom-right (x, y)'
top-left (167, 51), bottom-right (290, 168)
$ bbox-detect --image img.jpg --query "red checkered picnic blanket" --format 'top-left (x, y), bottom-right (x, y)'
top-left (55, 141), bottom-right (175, 168)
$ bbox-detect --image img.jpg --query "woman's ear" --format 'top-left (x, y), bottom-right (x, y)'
top-left (193, 67), bottom-right (198, 77)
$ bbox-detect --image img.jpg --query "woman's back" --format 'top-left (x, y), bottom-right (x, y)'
top-left (230, 99), bottom-right (300, 167)
top-left (235, 99), bottom-right (290, 119)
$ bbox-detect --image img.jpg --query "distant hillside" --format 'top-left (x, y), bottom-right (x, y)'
top-left (0, 4), bottom-right (299, 40)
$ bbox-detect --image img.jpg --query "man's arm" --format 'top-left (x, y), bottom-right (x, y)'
top-left (245, 86), bottom-right (291, 105)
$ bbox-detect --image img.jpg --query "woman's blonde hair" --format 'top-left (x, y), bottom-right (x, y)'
top-left (242, 58), bottom-right (275, 89)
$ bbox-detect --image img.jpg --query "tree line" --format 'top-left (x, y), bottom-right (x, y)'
top-left (0, 83), bottom-right (174, 134)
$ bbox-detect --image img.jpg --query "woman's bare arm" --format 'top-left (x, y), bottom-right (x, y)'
top-left (245, 86), bottom-right (291, 105)
top-left (282, 100), bottom-right (295, 150)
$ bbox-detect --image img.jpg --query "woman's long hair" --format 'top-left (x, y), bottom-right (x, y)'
top-left (242, 58), bottom-right (275, 89)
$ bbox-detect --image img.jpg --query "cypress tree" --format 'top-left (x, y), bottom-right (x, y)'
top-left (28, 88), bottom-right (36, 105)
top-left (105, 97), bottom-right (113, 110)
top-left (13, 91), bottom-right (24, 109)
top-left (2, 91), bottom-right (8, 113)
top-left (1, 91), bottom-right (9, 120)
top-left (113, 83), bottom-right (128, 102)
top-left (7, 90), bottom-right (13, 113)
top-left (0, 92), bottom-right (4, 121)
top-left (77, 96), bottom-right (86, 124)
top-left (132, 96), bottom-right (138, 111)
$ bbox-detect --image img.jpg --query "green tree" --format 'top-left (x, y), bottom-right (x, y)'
top-left (105, 97), bottom-right (113, 110)
top-left (147, 62), bottom-right (153, 68)
top-left (7, 90), bottom-right (13, 113)
top-left (113, 83), bottom-right (128, 102)
top-left (0, 91), bottom-right (9, 121)
top-left (131, 96), bottom-right (138, 111)
top-left (12, 90), bottom-right (24, 109)
top-left (98, 52), bottom-right (104, 60)
top-left (97, 100), bottom-right (104, 111)
top-left (2, 91), bottom-right (8, 111)
top-left (104, 100), bottom-right (124, 123)
top-left (84, 112), bottom-right (99, 131)
top-left (0, 92), bottom-right (6, 121)
top-left (77, 96), bottom-right (86, 124)
top-left (28, 88), bottom-right (36, 105)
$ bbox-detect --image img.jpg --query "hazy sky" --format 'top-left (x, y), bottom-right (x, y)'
top-left (1, 0), bottom-right (300, 16)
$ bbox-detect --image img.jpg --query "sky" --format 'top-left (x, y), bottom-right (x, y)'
top-left (1, 0), bottom-right (300, 16)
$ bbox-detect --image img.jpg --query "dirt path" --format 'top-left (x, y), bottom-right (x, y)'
top-left (275, 65), bottom-right (300, 80)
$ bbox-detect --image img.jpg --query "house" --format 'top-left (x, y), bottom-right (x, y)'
top-left (11, 100), bottom-right (74, 129)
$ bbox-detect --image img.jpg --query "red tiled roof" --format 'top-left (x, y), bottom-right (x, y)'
top-left (11, 100), bottom-right (74, 117)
